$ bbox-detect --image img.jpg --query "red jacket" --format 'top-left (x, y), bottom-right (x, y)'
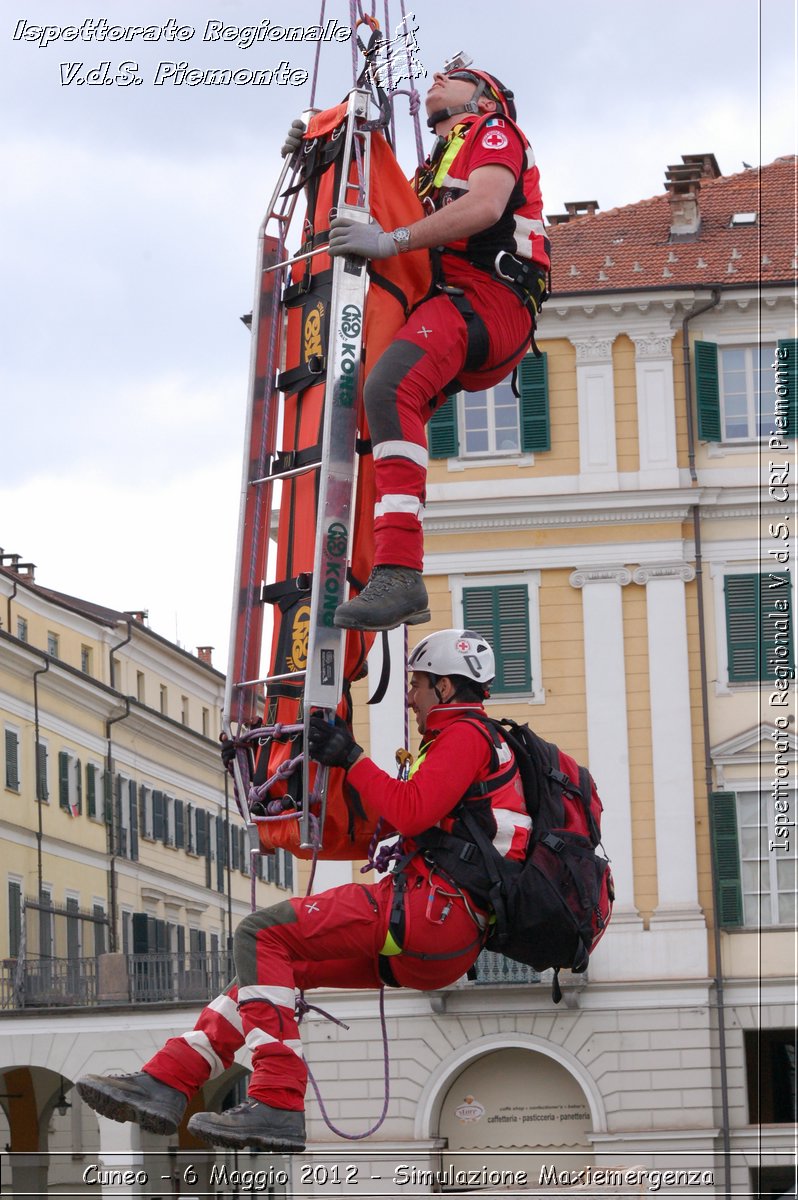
top-left (347, 703), bottom-right (531, 860)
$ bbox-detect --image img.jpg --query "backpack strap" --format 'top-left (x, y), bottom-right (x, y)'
top-left (579, 765), bottom-right (601, 847)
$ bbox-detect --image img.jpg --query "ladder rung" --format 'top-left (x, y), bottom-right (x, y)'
top-left (251, 460), bottom-right (321, 485)
top-left (234, 670), bottom-right (307, 688)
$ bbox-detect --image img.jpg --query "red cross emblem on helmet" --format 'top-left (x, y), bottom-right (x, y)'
top-left (455, 639), bottom-right (471, 652)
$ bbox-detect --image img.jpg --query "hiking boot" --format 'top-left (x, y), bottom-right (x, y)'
top-left (334, 566), bottom-right (430, 631)
top-left (76, 1071), bottom-right (187, 1136)
top-left (188, 1098), bottom-right (306, 1152)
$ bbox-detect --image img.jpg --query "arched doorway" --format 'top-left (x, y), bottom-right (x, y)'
top-left (438, 1047), bottom-right (594, 1185)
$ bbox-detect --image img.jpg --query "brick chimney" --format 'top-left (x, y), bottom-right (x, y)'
top-left (0, 551), bottom-right (36, 581)
top-left (197, 646), bottom-right (214, 666)
top-left (665, 154), bottom-right (720, 239)
top-left (546, 199), bottom-right (600, 226)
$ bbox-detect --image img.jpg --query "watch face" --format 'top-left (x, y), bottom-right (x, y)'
top-left (393, 227), bottom-right (411, 251)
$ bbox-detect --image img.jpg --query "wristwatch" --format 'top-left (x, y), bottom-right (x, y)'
top-left (391, 226), bottom-right (412, 253)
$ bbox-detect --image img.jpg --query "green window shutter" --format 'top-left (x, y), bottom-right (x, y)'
top-left (428, 395), bottom-right (459, 458)
top-left (8, 880), bottom-right (22, 958)
top-left (518, 353), bottom-right (550, 451)
top-left (128, 780), bottom-right (138, 862)
top-left (58, 751), bottom-right (70, 810)
top-left (709, 791), bottom-right (744, 927)
top-left (695, 340), bottom-right (721, 441)
top-left (36, 743), bottom-right (49, 802)
top-left (5, 730), bottom-right (19, 791)
top-left (195, 808), bottom-right (207, 857)
top-left (115, 776), bottom-right (126, 857)
top-left (138, 785), bottom-right (148, 838)
top-left (102, 770), bottom-right (112, 824)
top-left (216, 817), bottom-right (226, 892)
top-left (152, 790), bottom-right (165, 840)
top-left (75, 758), bottom-right (82, 815)
top-left (174, 799), bottom-right (185, 850)
top-left (462, 584), bottom-right (532, 694)
top-left (86, 764), bottom-right (96, 819)
top-left (725, 572), bottom-right (793, 682)
top-left (777, 338), bottom-right (797, 439)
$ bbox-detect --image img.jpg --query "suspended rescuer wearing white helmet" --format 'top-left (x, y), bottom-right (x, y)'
top-left (75, 629), bottom-right (530, 1153)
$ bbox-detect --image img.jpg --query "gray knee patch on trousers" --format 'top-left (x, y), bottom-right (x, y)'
top-left (233, 901), bottom-right (297, 982)
top-left (364, 341), bottom-right (428, 444)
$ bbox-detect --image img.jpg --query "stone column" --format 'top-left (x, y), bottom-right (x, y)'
top-left (632, 563), bottom-right (702, 919)
top-left (631, 333), bottom-right (680, 488)
top-left (569, 336), bottom-right (619, 491)
top-left (569, 567), bottom-right (637, 914)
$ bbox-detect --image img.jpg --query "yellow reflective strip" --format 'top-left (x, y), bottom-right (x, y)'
top-left (432, 126), bottom-right (468, 190)
top-left (380, 929), bottom-right (403, 956)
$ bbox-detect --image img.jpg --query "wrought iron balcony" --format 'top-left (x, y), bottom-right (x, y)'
top-left (471, 949), bottom-right (542, 985)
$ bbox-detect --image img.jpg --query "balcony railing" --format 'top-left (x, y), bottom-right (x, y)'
top-left (1, 948), bottom-right (549, 1010)
top-left (472, 949), bottom-right (542, 985)
top-left (0, 956), bottom-right (97, 1009)
top-left (128, 952), bottom-right (233, 1004)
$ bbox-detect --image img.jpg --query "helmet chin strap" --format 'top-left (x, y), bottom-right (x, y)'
top-left (426, 98), bottom-right (481, 130)
top-left (427, 76), bottom-right (489, 130)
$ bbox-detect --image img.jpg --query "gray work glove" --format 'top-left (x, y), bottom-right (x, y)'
top-left (281, 118), bottom-right (306, 158)
top-left (328, 217), bottom-right (398, 260)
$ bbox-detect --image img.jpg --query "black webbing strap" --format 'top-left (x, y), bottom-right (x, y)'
top-left (367, 630), bottom-right (391, 707)
top-left (277, 358), bottom-right (326, 396)
top-left (267, 445), bottom-right (322, 477)
top-left (283, 266), bottom-right (333, 308)
top-left (260, 574), bottom-right (312, 610)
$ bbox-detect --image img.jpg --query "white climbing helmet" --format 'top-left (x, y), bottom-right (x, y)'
top-left (407, 629), bottom-right (495, 685)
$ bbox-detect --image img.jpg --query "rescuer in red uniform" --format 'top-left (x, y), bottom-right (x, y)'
top-left (328, 58), bottom-right (550, 631)
top-left (76, 630), bottom-right (530, 1153)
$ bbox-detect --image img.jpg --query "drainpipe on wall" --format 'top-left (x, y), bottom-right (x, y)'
top-left (106, 620), bottom-right (134, 953)
top-left (32, 660), bottom-right (50, 905)
top-left (682, 287), bottom-right (732, 1200)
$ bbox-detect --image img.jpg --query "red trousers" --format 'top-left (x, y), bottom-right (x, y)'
top-left (364, 270), bottom-right (532, 570)
top-left (143, 865), bottom-right (484, 1111)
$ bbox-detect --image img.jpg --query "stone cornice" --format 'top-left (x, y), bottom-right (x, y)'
top-left (425, 505), bottom-right (693, 534)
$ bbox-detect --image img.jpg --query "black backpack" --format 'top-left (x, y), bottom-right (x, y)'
top-left (425, 715), bottom-right (614, 1003)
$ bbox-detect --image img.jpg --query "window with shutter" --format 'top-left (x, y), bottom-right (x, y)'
top-left (708, 791), bottom-right (743, 927)
top-left (59, 751), bottom-right (71, 811)
top-left (195, 808), bottom-right (207, 857)
top-left (86, 764), bottom-right (96, 819)
top-left (103, 770), bottom-right (112, 824)
top-left (216, 816), bottom-right (226, 892)
top-left (428, 395), bottom-right (459, 458)
top-left (36, 743), bottom-right (49, 802)
top-left (698, 340), bottom-right (782, 441)
top-left (462, 584), bottom-right (532, 694)
top-left (4, 730), bottom-right (20, 792)
top-left (175, 799), bottom-right (185, 849)
top-left (518, 353), bottom-right (550, 451)
top-left (152, 791), bottom-right (165, 841)
top-left (694, 340), bottom-right (720, 441)
top-left (724, 572), bottom-right (793, 682)
top-left (8, 880), bottom-right (22, 958)
top-left (129, 780), bottom-right (138, 862)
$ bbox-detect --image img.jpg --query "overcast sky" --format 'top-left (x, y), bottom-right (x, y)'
top-left (1, 0), bottom-right (794, 671)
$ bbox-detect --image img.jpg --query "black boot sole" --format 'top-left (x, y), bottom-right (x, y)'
top-left (76, 1079), bottom-right (184, 1136)
top-left (334, 606), bottom-right (431, 631)
top-left (187, 1113), bottom-right (305, 1153)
